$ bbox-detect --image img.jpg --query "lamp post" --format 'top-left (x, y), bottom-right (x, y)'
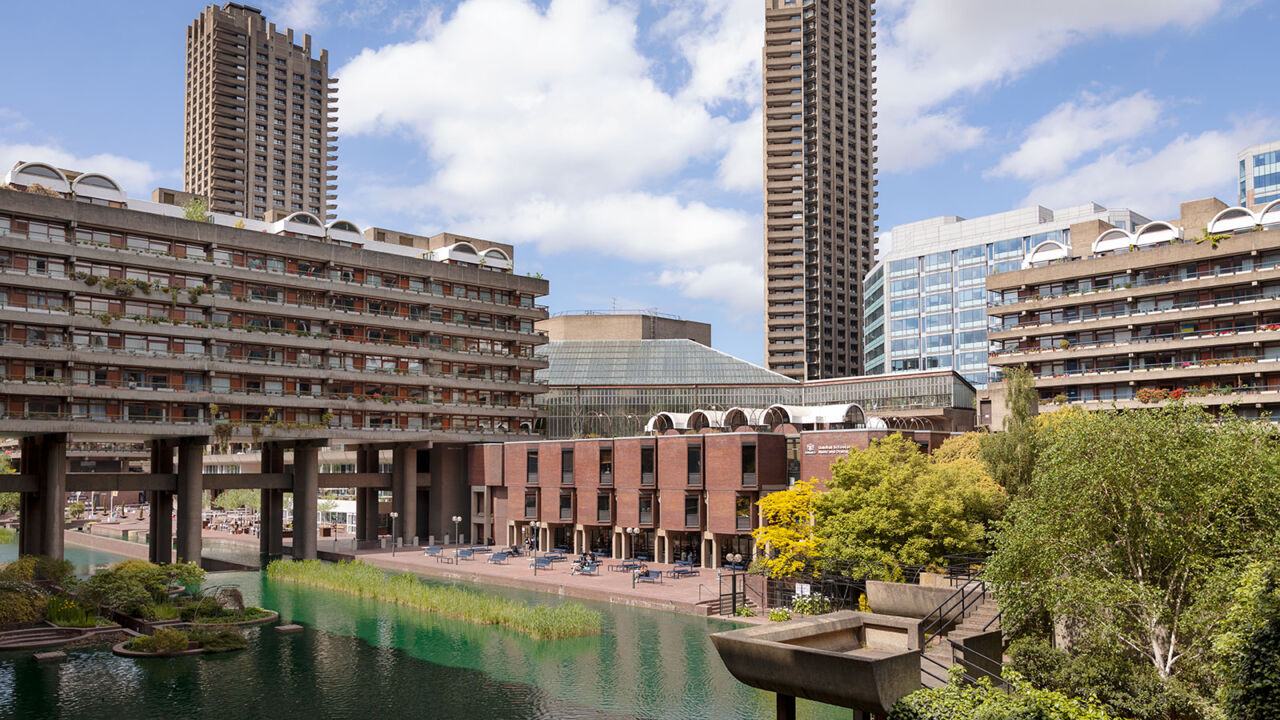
top-left (727, 552), bottom-right (743, 570)
top-left (530, 520), bottom-right (541, 555)
top-left (451, 515), bottom-right (462, 551)
top-left (389, 511), bottom-right (399, 556)
top-left (626, 527), bottom-right (640, 560)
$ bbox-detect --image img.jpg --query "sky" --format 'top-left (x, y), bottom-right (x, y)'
top-left (1, 0), bottom-right (1278, 365)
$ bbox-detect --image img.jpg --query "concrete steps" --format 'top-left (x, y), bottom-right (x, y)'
top-left (918, 591), bottom-right (1002, 688)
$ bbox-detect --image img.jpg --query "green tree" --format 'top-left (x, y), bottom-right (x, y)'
top-left (815, 434), bottom-right (1005, 576)
top-left (210, 488), bottom-right (260, 511)
top-left (931, 431), bottom-right (986, 463)
top-left (980, 365), bottom-right (1039, 494)
top-left (987, 404), bottom-right (1280, 682)
top-left (751, 479), bottom-right (820, 578)
top-left (1214, 561), bottom-right (1280, 719)
top-left (0, 454), bottom-right (18, 515)
top-left (890, 669), bottom-right (1121, 720)
top-left (182, 196), bottom-right (211, 223)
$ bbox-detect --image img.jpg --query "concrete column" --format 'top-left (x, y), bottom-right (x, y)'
top-left (354, 448), bottom-right (370, 541)
top-left (18, 437), bottom-right (40, 556)
top-left (148, 440), bottom-right (173, 564)
top-left (612, 529), bottom-right (621, 559)
top-left (709, 535), bottom-right (721, 569)
top-left (175, 440), bottom-right (203, 565)
top-left (37, 435), bottom-right (67, 561)
top-left (292, 443), bottom-right (319, 559)
top-left (391, 445), bottom-right (417, 545)
top-left (259, 443), bottom-right (284, 556)
top-left (776, 694), bottom-right (796, 720)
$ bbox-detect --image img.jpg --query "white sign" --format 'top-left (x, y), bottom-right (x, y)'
top-left (795, 583), bottom-right (811, 597)
top-left (804, 443), bottom-right (851, 456)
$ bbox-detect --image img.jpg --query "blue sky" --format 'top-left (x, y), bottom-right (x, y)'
top-left (2, 0), bottom-right (1278, 366)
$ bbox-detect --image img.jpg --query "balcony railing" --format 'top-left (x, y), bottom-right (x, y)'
top-left (640, 472), bottom-right (654, 486)
top-left (600, 471), bottom-right (613, 485)
top-left (561, 472), bottom-right (573, 485)
top-left (685, 512), bottom-right (700, 528)
top-left (559, 507), bottom-right (572, 521)
top-left (989, 261), bottom-right (1276, 307)
top-left (639, 510), bottom-right (653, 525)
top-left (994, 289), bottom-right (1280, 332)
top-left (596, 509), bottom-right (611, 523)
top-left (526, 472), bottom-right (538, 485)
top-left (992, 321), bottom-right (1280, 359)
top-left (742, 473), bottom-right (757, 487)
top-left (687, 472), bottom-right (701, 486)
top-left (736, 515), bottom-right (751, 531)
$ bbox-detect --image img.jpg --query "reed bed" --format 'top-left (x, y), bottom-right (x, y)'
top-left (266, 559), bottom-right (603, 639)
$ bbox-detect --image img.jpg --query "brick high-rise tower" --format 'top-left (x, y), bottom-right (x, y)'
top-left (762, 0), bottom-right (877, 381)
top-left (184, 3), bottom-right (338, 220)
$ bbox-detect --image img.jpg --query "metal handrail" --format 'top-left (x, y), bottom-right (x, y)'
top-left (945, 638), bottom-right (1008, 688)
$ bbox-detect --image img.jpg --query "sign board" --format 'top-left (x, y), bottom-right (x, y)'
top-left (804, 443), bottom-right (850, 456)
top-left (795, 583), bottom-right (811, 597)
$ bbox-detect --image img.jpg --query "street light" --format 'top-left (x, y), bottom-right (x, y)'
top-left (626, 527), bottom-right (640, 560)
top-left (451, 515), bottom-right (462, 550)
top-left (530, 520), bottom-right (541, 555)
top-left (727, 552), bottom-right (743, 570)
top-left (389, 511), bottom-right (400, 556)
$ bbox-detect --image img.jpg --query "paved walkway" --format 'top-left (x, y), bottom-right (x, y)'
top-left (66, 517), bottom-right (757, 621)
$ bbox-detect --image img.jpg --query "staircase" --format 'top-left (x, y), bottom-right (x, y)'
top-left (0, 626), bottom-right (87, 650)
top-left (919, 583), bottom-right (1003, 689)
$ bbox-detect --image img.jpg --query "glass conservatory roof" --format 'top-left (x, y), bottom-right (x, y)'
top-left (536, 339), bottom-right (801, 387)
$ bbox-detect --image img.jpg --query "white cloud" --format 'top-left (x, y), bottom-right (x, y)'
top-left (337, 0), bottom-right (762, 315)
top-left (0, 109), bottom-right (30, 134)
top-left (990, 91), bottom-right (1165, 180)
top-left (658, 261), bottom-right (763, 319)
top-left (663, 0), bottom-right (762, 107)
top-left (875, 0), bottom-right (1230, 172)
top-left (717, 109), bottom-right (763, 193)
top-left (271, 0), bottom-right (332, 32)
top-left (1020, 118), bottom-right (1278, 218)
top-left (0, 142), bottom-right (166, 196)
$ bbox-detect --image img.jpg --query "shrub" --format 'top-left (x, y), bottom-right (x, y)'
top-left (733, 605), bottom-right (756, 618)
top-left (889, 669), bottom-right (1120, 720)
top-left (46, 596), bottom-right (97, 627)
top-left (180, 596), bottom-right (227, 621)
top-left (125, 628), bottom-right (191, 654)
top-left (768, 608), bottom-right (791, 622)
top-left (188, 629), bottom-right (248, 653)
top-left (0, 555), bottom-right (75, 584)
top-left (146, 604), bottom-right (181, 621)
top-left (790, 594), bottom-right (832, 615)
top-left (77, 572), bottom-right (152, 616)
top-left (0, 587), bottom-right (47, 624)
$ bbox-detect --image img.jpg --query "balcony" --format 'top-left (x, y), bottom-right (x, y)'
top-left (742, 473), bottom-right (757, 488)
top-left (640, 471), bottom-right (654, 486)
top-left (736, 515), bottom-right (752, 531)
top-left (639, 510), bottom-right (653, 525)
top-left (600, 471), bottom-right (612, 486)
top-left (685, 512), bottom-right (700, 528)
top-left (687, 472), bottom-right (702, 486)
top-left (560, 471), bottom-right (573, 485)
top-left (526, 472), bottom-right (538, 485)
top-left (559, 506), bottom-right (572, 521)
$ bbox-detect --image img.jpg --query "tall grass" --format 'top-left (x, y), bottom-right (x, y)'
top-left (266, 559), bottom-right (603, 640)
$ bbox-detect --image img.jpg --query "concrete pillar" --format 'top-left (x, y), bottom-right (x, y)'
top-left (18, 436), bottom-right (40, 556)
top-left (354, 448), bottom-right (371, 541)
top-left (428, 444), bottom-right (472, 545)
top-left (37, 435), bottom-right (67, 561)
top-left (175, 440), bottom-right (203, 565)
top-left (391, 445), bottom-right (415, 545)
top-left (709, 535), bottom-right (721, 569)
top-left (259, 443), bottom-right (284, 556)
top-left (612, 529), bottom-right (621, 559)
top-left (777, 694), bottom-right (796, 720)
top-left (148, 440), bottom-right (173, 564)
top-left (292, 443), bottom-right (319, 560)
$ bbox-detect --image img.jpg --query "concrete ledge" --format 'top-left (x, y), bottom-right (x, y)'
top-left (33, 651), bottom-right (66, 662)
top-left (275, 624), bottom-right (304, 634)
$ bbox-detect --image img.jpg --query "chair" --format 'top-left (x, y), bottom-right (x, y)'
top-left (488, 552), bottom-right (508, 565)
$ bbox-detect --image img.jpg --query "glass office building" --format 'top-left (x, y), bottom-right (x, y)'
top-left (866, 203), bottom-right (1149, 388)
top-left (1239, 141), bottom-right (1280, 207)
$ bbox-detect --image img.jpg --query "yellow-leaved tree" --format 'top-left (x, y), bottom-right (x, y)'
top-left (751, 479), bottom-right (820, 578)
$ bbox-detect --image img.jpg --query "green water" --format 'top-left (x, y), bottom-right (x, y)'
top-left (0, 553), bottom-right (846, 719)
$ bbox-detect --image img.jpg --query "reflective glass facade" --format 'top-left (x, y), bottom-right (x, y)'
top-left (1238, 142), bottom-right (1280, 207)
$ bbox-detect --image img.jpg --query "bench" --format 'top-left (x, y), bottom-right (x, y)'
top-left (572, 563), bottom-right (599, 576)
top-left (435, 555), bottom-right (456, 565)
top-left (423, 546), bottom-right (442, 557)
top-left (457, 549), bottom-right (475, 561)
top-left (543, 553), bottom-right (568, 563)
top-left (487, 552), bottom-right (508, 565)
top-left (471, 547), bottom-right (492, 554)
top-left (608, 562), bottom-right (641, 573)
top-left (635, 570), bottom-right (662, 584)
top-left (551, 547), bottom-right (569, 554)
top-left (667, 567), bottom-right (699, 579)
top-left (530, 557), bottom-right (553, 571)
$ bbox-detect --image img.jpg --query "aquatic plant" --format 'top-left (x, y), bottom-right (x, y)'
top-left (266, 559), bottom-right (602, 640)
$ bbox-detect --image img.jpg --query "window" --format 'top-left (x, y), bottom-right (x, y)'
top-left (599, 447), bottom-right (613, 484)
top-left (560, 448), bottom-right (574, 484)
top-left (596, 493), bottom-right (611, 523)
top-left (526, 450), bottom-right (538, 484)
top-left (736, 495), bottom-right (752, 531)
top-left (559, 493), bottom-right (572, 521)
top-left (687, 444), bottom-right (702, 485)
top-left (684, 495), bottom-right (700, 528)
top-left (640, 446), bottom-right (655, 485)
top-left (639, 494), bottom-right (654, 525)
top-left (741, 445), bottom-right (757, 486)
top-left (524, 491), bottom-right (537, 519)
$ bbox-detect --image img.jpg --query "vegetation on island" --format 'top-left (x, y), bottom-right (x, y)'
top-left (124, 627), bottom-right (248, 655)
top-left (266, 559), bottom-right (603, 639)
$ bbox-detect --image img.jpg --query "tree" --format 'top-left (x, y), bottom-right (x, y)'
top-left (980, 365), bottom-right (1039, 495)
top-left (1214, 561), bottom-right (1280, 719)
top-left (987, 404), bottom-right (1280, 682)
top-left (210, 488), bottom-right (260, 511)
top-left (182, 196), bottom-right (211, 223)
top-left (815, 434), bottom-right (1006, 576)
top-left (931, 431), bottom-right (985, 463)
top-left (0, 454), bottom-right (18, 515)
top-left (890, 669), bottom-right (1120, 720)
top-left (751, 480), bottom-right (820, 578)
